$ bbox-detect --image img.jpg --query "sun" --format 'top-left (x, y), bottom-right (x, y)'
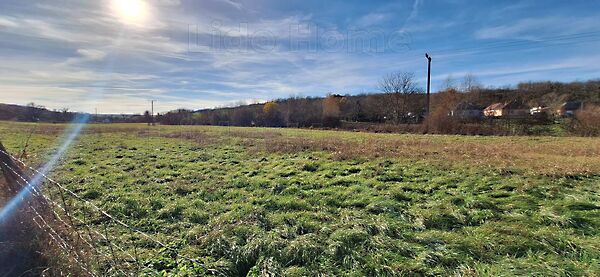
top-left (111, 0), bottom-right (149, 25)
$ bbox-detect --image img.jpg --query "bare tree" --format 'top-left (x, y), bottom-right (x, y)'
top-left (23, 102), bottom-right (44, 122)
top-left (378, 72), bottom-right (421, 123)
top-left (143, 110), bottom-right (152, 125)
top-left (441, 75), bottom-right (457, 91)
top-left (461, 73), bottom-right (483, 103)
top-left (461, 73), bottom-right (482, 93)
top-left (59, 108), bottom-right (71, 122)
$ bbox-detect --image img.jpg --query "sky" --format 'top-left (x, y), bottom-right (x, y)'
top-left (0, 0), bottom-right (599, 114)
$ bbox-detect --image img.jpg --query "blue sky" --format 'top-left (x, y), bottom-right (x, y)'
top-left (0, 0), bottom-right (599, 113)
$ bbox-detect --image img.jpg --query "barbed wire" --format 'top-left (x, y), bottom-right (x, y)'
top-left (2, 163), bottom-right (97, 277)
top-left (3, 159), bottom-right (168, 274)
top-left (0, 148), bottom-right (222, 276)
top-left (2, 161), bottom-right (133, 276)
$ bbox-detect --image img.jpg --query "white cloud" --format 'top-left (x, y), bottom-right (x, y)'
top-left (356, 13), bottom-right (390, 27)
top-left (220, 0), bottom-right (243, 10)
top-left (406, 0), bottom-right (423, 23)
top-left (151, 0), bottom-right (181, 6)
top-left (397, 0), bottom-right (424, 33)
top-left (77, 49), bottom-right (107, 60)
top-left (60, 49), bottom-right (108, 66)
top-left (1, 0), bottom-right (599, 113)
top-left (475, 16), bottom-right (599, 40)
top-left (0, 16), bottom-right (17, 28)
top-left (431, 54), bottom-right (600, 86)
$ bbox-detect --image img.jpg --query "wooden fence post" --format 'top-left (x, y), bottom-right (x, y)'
top-left (0, 141), bottom-right (27, 194)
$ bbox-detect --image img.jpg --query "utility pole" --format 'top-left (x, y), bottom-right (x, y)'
top-left (150, 100), bottom-right (156, 126)
top-left (425, 53), bottom-right (432, 117)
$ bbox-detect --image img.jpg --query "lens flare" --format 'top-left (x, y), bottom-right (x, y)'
top-left (0, 114), bottom-right (89, 224)
top-left (0, 8), bottom-right (126, 226)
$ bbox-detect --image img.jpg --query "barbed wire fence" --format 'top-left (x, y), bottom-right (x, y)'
top-left (0, 145), bottom-right (221, 276)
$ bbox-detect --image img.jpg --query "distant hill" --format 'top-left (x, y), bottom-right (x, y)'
top-left (0, 103), bottom-right (22, 121)
top-left (0, 103), bottom-right (72, 122)
top-left (0, 103), bottom-right (142, 123)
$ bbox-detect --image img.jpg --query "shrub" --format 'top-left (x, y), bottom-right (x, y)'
top-left (570, 104), bottom-right (600, 136)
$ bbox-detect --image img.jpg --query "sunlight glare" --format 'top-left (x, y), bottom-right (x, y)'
top-left (111, 0), bottom-right (149, 25)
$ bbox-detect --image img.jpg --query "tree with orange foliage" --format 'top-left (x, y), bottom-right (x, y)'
top-left (262, 102), bottom-right (284, 127)
top-left (322, 94), bottom-right (342, 127)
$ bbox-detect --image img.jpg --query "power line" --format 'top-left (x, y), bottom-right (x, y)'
top-left (429, 30), bottom-right (600, 56)
top-left (388, 30), bottom-right (600, 68)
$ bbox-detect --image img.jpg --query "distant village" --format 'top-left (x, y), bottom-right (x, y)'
top-left (1, 79), bottom-right (599, 136)
top-left (451, 100), bottom-right (585, 120)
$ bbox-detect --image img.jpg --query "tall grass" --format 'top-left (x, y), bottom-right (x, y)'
top-left (0, 121), bottom-right (598, 275)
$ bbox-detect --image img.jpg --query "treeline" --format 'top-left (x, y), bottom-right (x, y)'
top-left (155, 77), bottom-right (600, 135)
top-left (0, 103), bottom-right (75, 122)
top-left (157, 95), bottom-right (394, 127)
top-left (0, 103), bottom-right (147, 124)
top-left (3, 77), bottom-right (600, 136)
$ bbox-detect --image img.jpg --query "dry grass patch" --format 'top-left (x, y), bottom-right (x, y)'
top-left (156, 130), bottom-right (220, 146)
top-left (228, 130), bottom-right (283, 139)
top-left (244, 135), bottom-right (600, 175)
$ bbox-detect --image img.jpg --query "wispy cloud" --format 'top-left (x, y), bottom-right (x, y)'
top-left (356, 13), bottom-right (390, 27)
top-left (0, 0), bottom-right (599, 113)
top-left (397, 0), bottom-right (423, 34)
top-left (0, 16), bottom-right (17, 28)
top-left (431, 54), bottom-right (600, 87)
top-left (220, 0), bottom-right (243, 10)
top-left (406, 0), bottom-right (423, 23)
top-left (475, 16), bottom-right (600, 40)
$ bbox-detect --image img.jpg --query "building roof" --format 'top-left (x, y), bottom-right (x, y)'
top-left (484, 102), bottom-right (505, 111)
top-left (484, 101), bottom-right (529, 111)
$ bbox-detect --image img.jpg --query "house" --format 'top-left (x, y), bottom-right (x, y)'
top-left (483, 103), bottom-right (505, 117)
top-left (483, 101), bottom-right (530, 118)
top-left (557, 101), bottom-right (583, 117)
top-left (530, 106), bottom-right (550, 116)
top-left (450, 102), bottom-right (483, 120)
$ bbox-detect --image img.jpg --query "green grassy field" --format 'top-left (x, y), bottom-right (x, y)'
top-left (1, 121), bottom-right (599, 276)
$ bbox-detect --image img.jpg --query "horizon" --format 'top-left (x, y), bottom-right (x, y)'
top-left (1, 0), bottom-right (600, 114)
top-left (3, 77), bottom-right (599, 115)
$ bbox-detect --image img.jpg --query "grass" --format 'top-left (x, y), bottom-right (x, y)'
top-left (0, 121), bottom-right (599, 276)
